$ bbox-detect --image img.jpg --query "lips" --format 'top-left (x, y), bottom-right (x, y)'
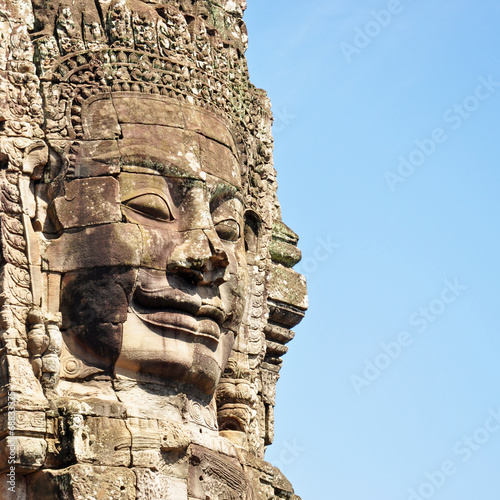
top-left (131, 303), bottom-right (221, 340)
top-left (131, 269), bottom-right (227, 341)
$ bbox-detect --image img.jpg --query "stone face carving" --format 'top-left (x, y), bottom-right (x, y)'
top-left (49, 95), bottom-right (248, 399)
top-left (0, 1), bottom-right (307, 498)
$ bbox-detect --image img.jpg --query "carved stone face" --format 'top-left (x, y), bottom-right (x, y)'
top-left (46, 95), bottom-right (249, 395)
top-left (116, 168), bottom-right (248, 394)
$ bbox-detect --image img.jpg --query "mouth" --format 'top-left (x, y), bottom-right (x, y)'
top-left (132, 305), bottom-right (220, 340)
top-left (131, 301), bottom-right (222, 341)
top-left (131, 270), bottom-right (227, 341)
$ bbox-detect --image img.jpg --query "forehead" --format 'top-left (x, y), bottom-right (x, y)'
top-left (79, 94), bottom-right (241, 188)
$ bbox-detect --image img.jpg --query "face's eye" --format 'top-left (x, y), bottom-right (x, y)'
top-left (123, 194), bottom-right (173, 221)
top-left (214, 219), bottom-right (240, 242)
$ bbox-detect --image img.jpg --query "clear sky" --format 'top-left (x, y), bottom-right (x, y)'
top-left (244, 1), bottom-right (500, 499)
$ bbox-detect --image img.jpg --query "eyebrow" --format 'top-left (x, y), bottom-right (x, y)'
top-left (92, 149), bottom-right (200, 180)
top-left (210, 183), bottom-right (245, 211)
top-left (119, 156), bottom-right (196, 179)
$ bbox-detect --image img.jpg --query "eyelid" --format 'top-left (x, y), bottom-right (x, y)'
top-left (214, 217), bottom-right (239, 225)
top-left (121, 188), bottom-right (170, 205)
top-left (214, 218), bottom-right (241, 241)
top-left (210, 186), bottom-right (245, 212)
top-left (122, 193), bottom-right (174, 221)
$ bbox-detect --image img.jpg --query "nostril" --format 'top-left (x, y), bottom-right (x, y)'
top-left (166, 256), bottom-right (204, 272)
top-left (169, 265), bottom-right (226, 287)
top-left (210, 252), bottom-right (229, 268)
top-left (185, 269), bottom-right (204, 284)
top-left (168, 264), bottom-right (204, 284)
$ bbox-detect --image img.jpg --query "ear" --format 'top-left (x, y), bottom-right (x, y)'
top-left (25, 141), bottom-right (48, 179)
top-left (243, 209), bottom-right (262, 260)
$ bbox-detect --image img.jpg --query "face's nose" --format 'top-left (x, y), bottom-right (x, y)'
top-left (167, 228), bottom-right (229, 285)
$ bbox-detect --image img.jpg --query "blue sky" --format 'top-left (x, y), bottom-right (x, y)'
top-left (244, 1), bottom-right (500, 498)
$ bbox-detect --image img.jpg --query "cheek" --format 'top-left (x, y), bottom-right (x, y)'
top-left (138, 225), bottom-right (179, 269)
top-left (59, 267), bottom-right (138, 369)
top-left (60, 267), bottom-right (137, 327)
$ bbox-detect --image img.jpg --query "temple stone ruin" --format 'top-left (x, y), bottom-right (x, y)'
top-left (0, 0), bottom-right (307, 498)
